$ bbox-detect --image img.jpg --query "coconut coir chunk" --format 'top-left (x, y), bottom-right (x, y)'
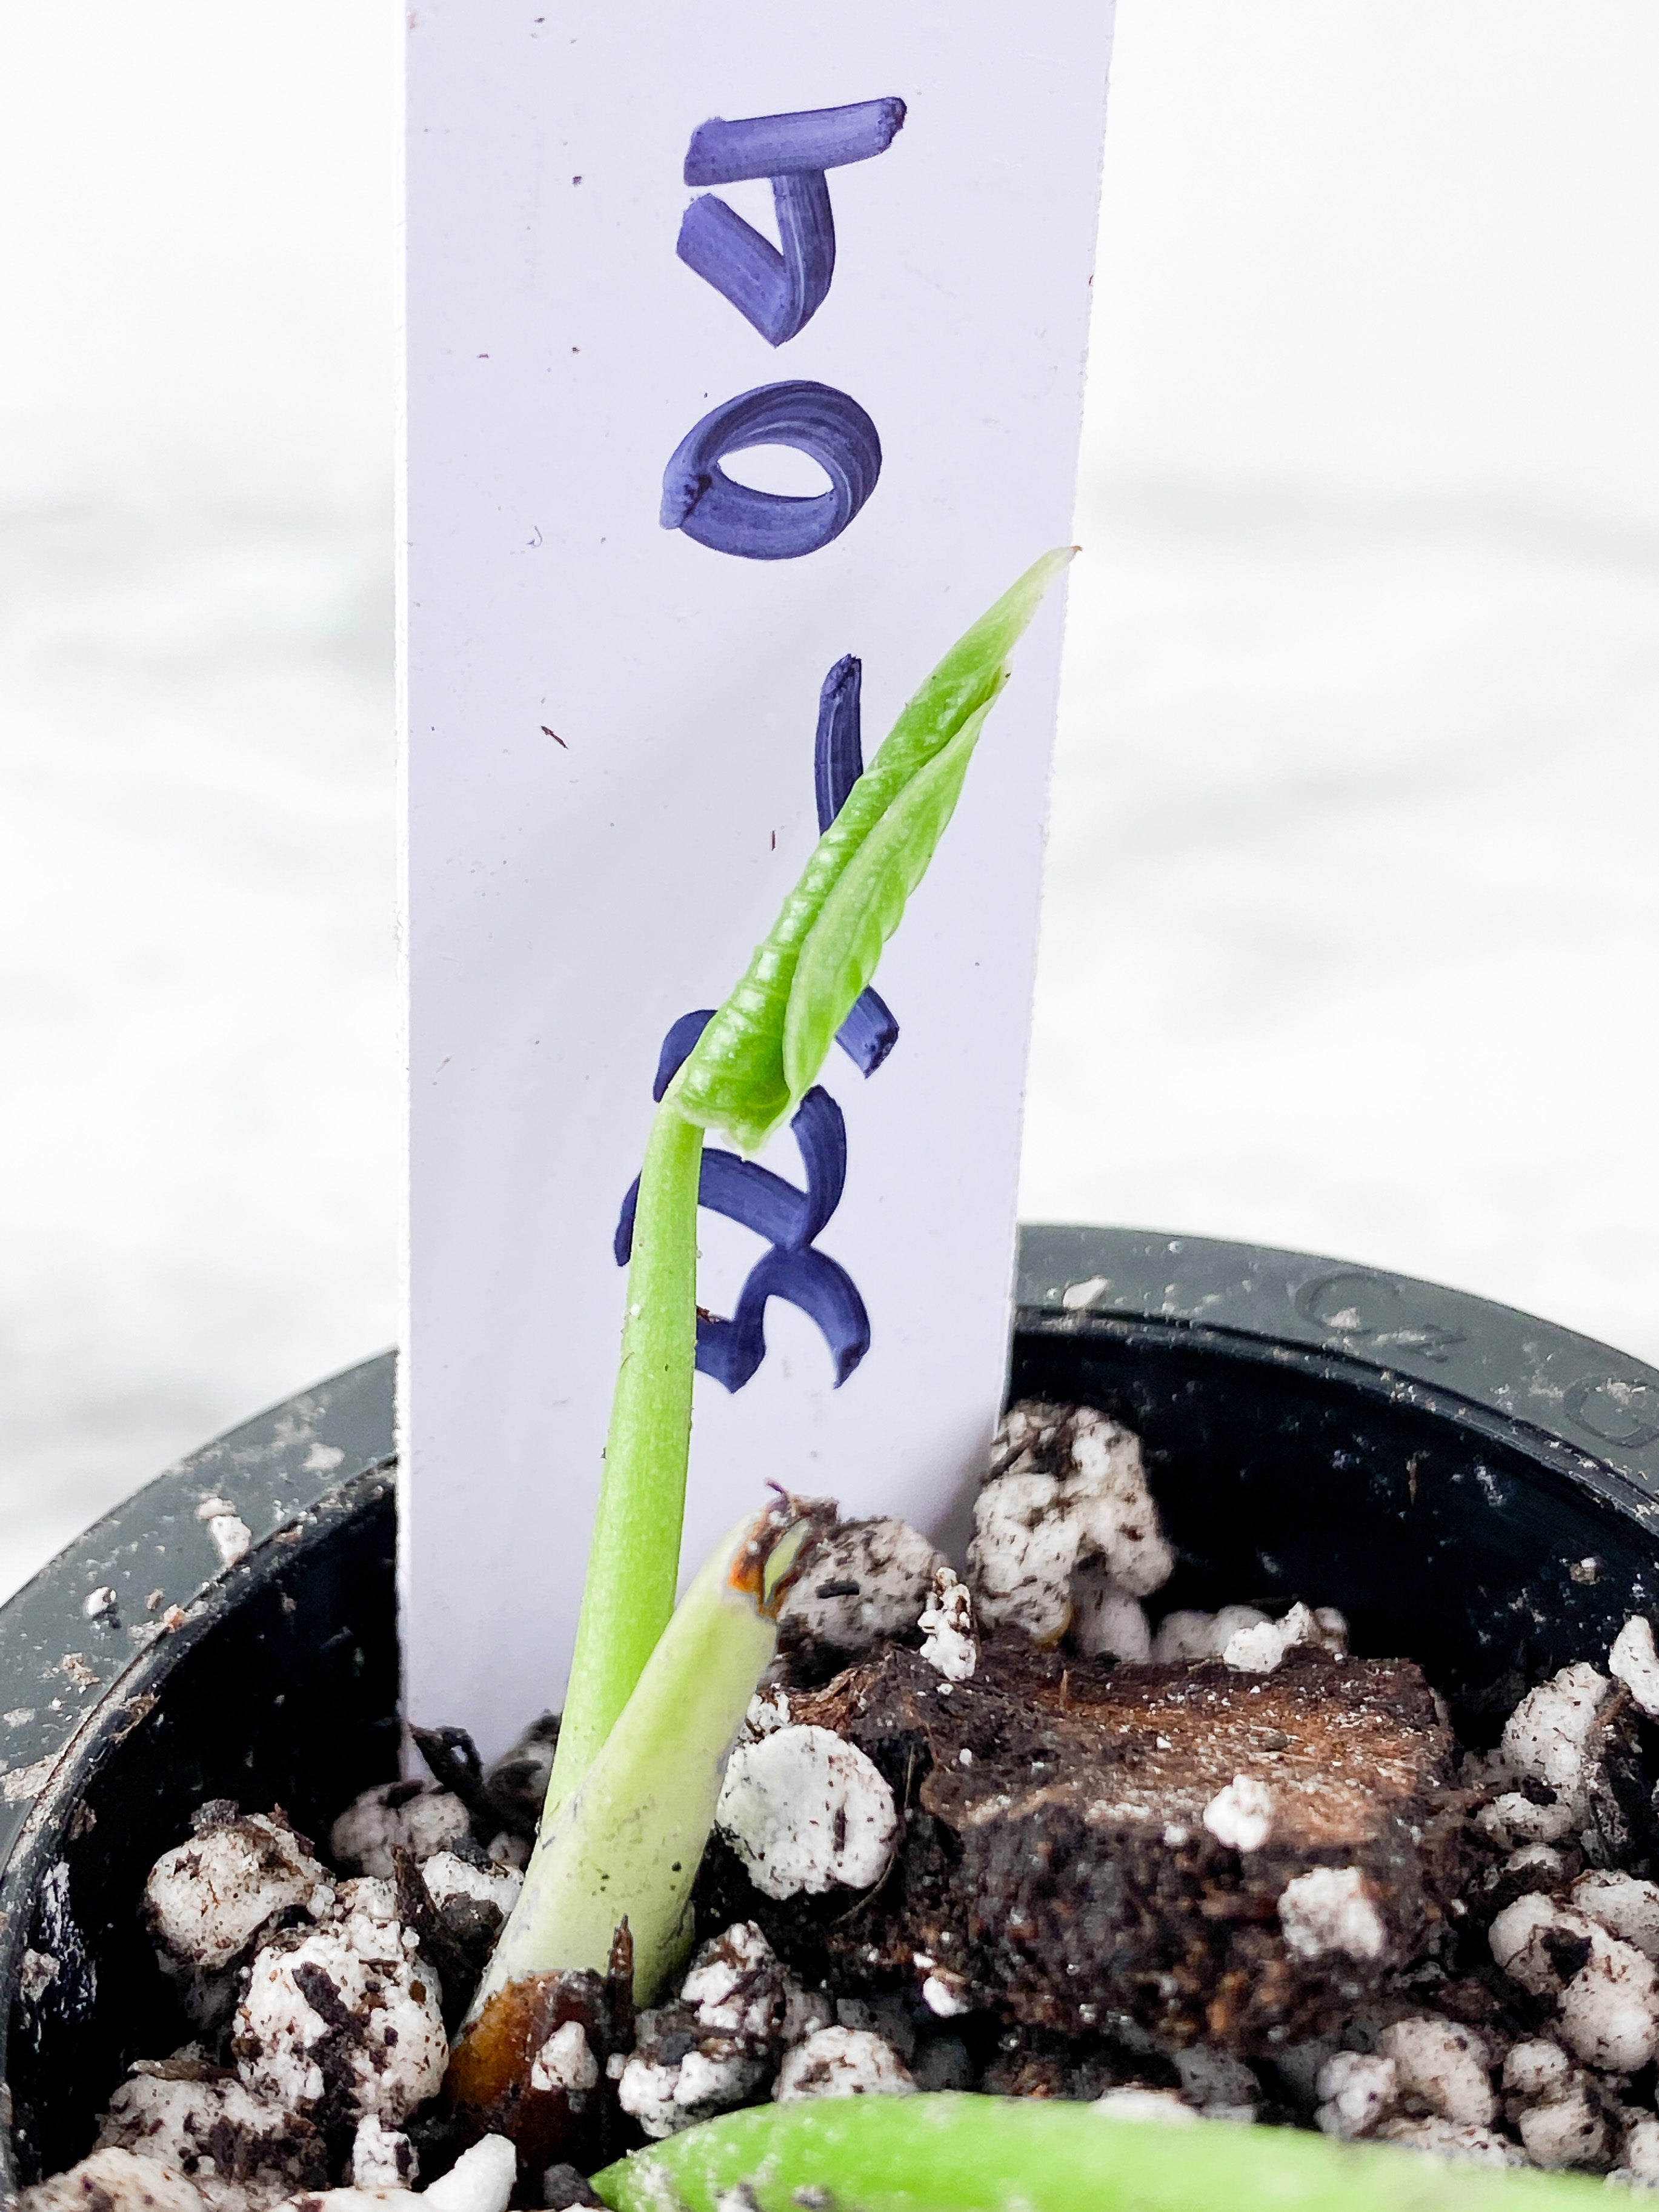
top-left (709, 1640), bottom-right (1482, 2051)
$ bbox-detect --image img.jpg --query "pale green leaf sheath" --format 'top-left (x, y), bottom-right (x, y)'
top-left (593, 2095), bottom-right (1607, 2212)
top-left (673, 547), bottom-right (1074, 1154)
top-left (547, 1098), bottom-right (705, 1811)
top-left (474, 1500), bottom-right (827, 2016)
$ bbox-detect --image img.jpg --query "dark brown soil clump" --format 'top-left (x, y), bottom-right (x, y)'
top-left (700, 1638), bottom-right (1489, 2050)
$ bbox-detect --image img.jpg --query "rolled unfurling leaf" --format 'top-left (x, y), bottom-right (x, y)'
top-left (671, 547), bottom-right (1074, 1153)
top-left (782, 683), bottom-right (1000, 1097)
top-left (590, 2093), bottom-right (1606, 2212)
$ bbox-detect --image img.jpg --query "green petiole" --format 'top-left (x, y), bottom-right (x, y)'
top-left (590, 2094), bottom-right (1607, 2212)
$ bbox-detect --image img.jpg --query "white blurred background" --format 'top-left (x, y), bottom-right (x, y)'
top-left (2, 2), bottom-right (1655, 1598)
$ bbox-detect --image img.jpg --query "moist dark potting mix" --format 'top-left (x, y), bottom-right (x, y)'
top-left (23, 1401), bottom-right (1659, 2212)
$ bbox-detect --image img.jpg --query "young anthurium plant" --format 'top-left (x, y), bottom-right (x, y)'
top-left (554, 542), bottom-right (1075, 1814)
top-left (443, 550), bottom-right (1072, 2135)
top-left (445, 550), bottom-right (1607, 2212)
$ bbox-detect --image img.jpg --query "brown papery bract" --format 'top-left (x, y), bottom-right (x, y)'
top-left (444, 1922), bottom-right (633, 2184)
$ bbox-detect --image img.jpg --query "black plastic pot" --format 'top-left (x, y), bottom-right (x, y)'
top-left (5, 1225), bottom-right (1659, 2197)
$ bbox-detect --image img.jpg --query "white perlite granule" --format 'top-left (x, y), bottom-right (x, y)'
top-left (417, 2135), bottom-right (516, 2212)
top-left (1491, 1894), bottom-right (1602, 1998)
top-left (1557, 1939), bottom-right (1659, 2073)
top-left (1571, 1870), bottom-right (1659, 1959)
top-left (1505, 1842), bottom-right (1572, 1884)
top-left (328, 1782), bottom-right (471, 1879)
top-left (419, 1852), bottom-right (522, 1917)
top-left (614, 1920), bottom-right (831, 2139)
top-left (1150, 1605), bottom-right (1269, 1664)
top-left (679, 1922), bottom-right (777, 2039)
top-left (1475, 1790), bottom-right (1578, 1848)
top-left (774, 2027), bottom-right (916, 2103)
top-left (1068, 1567), bottom-right (1151, 1662)
top-left (1094, 2088), bottom-right (1198, 2125)
top-left (1378, 2018), bottom-right (1494, 2128)
top-left (235, 1914), bottom-right (447, 2124)
top-left (743, 1690), bottom-right (791, 1739)
top-left (19, 2148), bottom-right (205, 2212)
top-left (614, 1919), bottom-right (835, 2140)
top-left (207, 1516), bottom-right (252, 1570)
top-left (1610, 1617), bottom-right (1659, 1719)
top-left (920, 1973), bottom-right (970, 2018)
top-left (1202, 1775), bottom-right (1272, 1853)
top-left (144, 1812), bottom-right (331, 1975)
top-left (1502, 2041), bottom-right (1572, 2099)
top-left (778, 1520), bottom-right (947, 1655)
top-left (968, 1403), bottom-right (1173, 1644)
top-left (1489, 1894), bottom-right (1659, 2071)
top-left (1315, 2051), bottom-right (1398, 2140)
top-left (1222, 1602), bottom-right (1348, 1676)
top-left (616, 2040), bottom-right (763, 2142)
top-left (530, 2021), bottom-right (599, 2097)
top-left (682, 1921), bottom-right (827, 2047)
top-left (1372, 2117), bottom-right (1524, 2169)
top-left (350, 2114), bottom-right (417, 2191)
top-left (1615, 2117), bottom-right (1659, 2186)
top-left (966, 1469), bottom-right (1085, 1644)
top-left (97, 2061), bottom-right (325, 2211)
top-left (284, 2135), bottom-right (514, 2212)
top-left (918, 1569), bottom-right (977, 1682)
top-left (1277, 1866), bottom-right (1385, 1961)
top-left (1499, 1662), bottom-right (1612, 1801)
top-left (716, 1725), bottom-right (897, 1901)
top-left (1515, 2078), bottom-right (1607, 2170)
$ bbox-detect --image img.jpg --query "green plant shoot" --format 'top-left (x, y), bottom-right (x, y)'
top-left (590, 2093), bottom-right (1607, 2212)
top-left (544, 548), bottom-right (1073, 1818)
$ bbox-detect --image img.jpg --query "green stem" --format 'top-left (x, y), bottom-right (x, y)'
top-left (547, 1096), bottom-right (704, 1810)
top-left (590, 2094), bottom-right (1606, 2212)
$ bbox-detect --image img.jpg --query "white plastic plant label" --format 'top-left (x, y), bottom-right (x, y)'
top-left (401, 2), bottom-right (1116, 1755)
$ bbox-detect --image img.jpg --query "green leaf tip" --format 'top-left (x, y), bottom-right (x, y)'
top-left (591, 2090), bottom-right (1609, 2212)
top-left (671, 546), bottom-right (1074, 1154)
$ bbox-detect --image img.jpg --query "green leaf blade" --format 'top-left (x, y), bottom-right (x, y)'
top-left (671, 548), bottom-right (1072, 1153)
top-left (593, 2091), bottom-right (1609, 2212)
top-left (869, 543), bottom-right (1075, 794)
top-left (781, 684), bottom-right (1001, 1098)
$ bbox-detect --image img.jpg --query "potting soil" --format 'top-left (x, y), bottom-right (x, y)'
top-left (23, 1400), bottom-right (1659, 2208)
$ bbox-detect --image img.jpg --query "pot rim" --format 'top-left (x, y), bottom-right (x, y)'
top-left (1016, 1225), bottom-right (1659, 1512)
